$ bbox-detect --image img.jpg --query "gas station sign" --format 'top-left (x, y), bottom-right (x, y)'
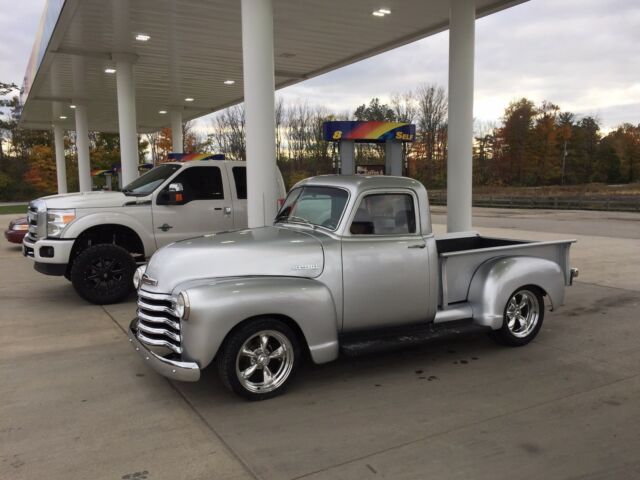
top-left (322, 121), bottom-right (415, 143)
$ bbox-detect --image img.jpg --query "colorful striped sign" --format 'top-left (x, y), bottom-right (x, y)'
top-left (323, 121), bottom-right (415, 143)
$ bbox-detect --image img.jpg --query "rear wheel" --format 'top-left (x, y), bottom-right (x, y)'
top-left (490, 287), bottom-right (544, 346)
top-left (217, 319), bottom-right (300, 400)
top-left (70, 244), bottom-right (136, 304)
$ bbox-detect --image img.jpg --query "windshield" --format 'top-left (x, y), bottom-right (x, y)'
top-left (121, 164), bottom-right (182, 196)
top-left (275, 186), bottom-right (349, 230)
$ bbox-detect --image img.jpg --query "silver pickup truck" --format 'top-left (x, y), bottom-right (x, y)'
top-left (129, 175), bottom-right (578, 400)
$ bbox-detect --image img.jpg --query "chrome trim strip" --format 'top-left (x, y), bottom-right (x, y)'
top-left (136, 330), bottom-right (182, 354)
top-left (137, 310), bottom-right (180, 330)
top-left (136, 321), bottom-right (181, 342)
top-left (139, 290), bottom-right (173, 301)
top-left (137, 299), bottom-right (175, 314)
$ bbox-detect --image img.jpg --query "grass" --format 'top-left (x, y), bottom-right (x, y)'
top-left (0, 205), bottom-right (28, 215)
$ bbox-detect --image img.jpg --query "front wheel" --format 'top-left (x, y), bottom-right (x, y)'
top-left (70, 244), bottom-right (136, 304)
top-left (217, 319), bottom-right (301, 400)
top-left (490, 287), bottom-right (545, 347)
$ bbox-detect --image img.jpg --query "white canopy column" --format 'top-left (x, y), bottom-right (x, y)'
top-left (171, 109), bottom-right (184, 153)
top-left (52, 124), bottom-right (67, 194)
top-left (74, 103), bottom-right (91, 192)
top-left (447, 0), bottom-right (475, 232)
top-left (241, 0), bottom-right (279, 228)
top-left (113, 53), bottom-right (139, 186)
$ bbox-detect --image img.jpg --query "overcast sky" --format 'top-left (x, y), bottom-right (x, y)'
top-left (1, 0), bottom-right (638, 130)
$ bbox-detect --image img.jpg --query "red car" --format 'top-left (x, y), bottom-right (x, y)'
top-left (4, 217), bottom-right (28, 244)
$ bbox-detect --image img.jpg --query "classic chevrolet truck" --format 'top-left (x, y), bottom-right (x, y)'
top-left (129, 175), bottom-right (578, 400)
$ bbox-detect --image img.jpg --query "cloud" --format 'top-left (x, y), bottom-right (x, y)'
top-left (0, 0), bottom-right (46, 87)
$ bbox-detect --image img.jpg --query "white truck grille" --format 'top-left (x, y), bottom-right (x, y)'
top-left (135, 291), bottom-right (182, 354)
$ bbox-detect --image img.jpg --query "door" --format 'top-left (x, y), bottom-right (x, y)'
top-left (152, 165), bottom-right (234, 248)
top-left (228, 165), bottom-right (248, 229)
top-left (341, 191), bottom-right (431, 331)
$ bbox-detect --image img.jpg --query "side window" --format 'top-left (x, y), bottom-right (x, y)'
top-left (232, 166), bottom-right (247, 200)
top-left (170, 166), bottom-right (224, 201)
top-left (350, 193), bottom-right (416, 235)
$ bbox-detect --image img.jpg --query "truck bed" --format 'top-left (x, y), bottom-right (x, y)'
top-left (435, 233), bottom-right (575, 308)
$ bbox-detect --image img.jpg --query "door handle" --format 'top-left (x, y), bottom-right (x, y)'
top-left (158, 223), bottom-right (173, 232)
top-left (407, 243), bottom-right (426, 249)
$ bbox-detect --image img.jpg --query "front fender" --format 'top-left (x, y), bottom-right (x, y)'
top-left (468, 256), bottom-right (565, 330)
top-left (180, 277), bottom-right (339, 369)
top-left (62, 212), bottom-right (154, 257)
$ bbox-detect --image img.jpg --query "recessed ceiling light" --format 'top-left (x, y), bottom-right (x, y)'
top-left (135, 33), bottom-right (151, 42)
top-left (372, 8), bottom-right (391, 16)
top-left (70, 105), bottom-right (76, 109)
top-left (158, 110), bottom-right (167, 114)
top-left (184, 97), bottom-right (194, 102)
top-left (59, 115), bottom-right (67, 120)
top-left (223, 80), bottom-right (235, 85)
top-left (104, 67), bottom-right (116, 74)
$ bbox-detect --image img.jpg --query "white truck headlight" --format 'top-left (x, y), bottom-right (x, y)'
top-left (133, 265), bottom-right (146, 289)
top-left (174, 291), bottom-right (190, 321)
top-left (46, 209), bottom-right (76, 238)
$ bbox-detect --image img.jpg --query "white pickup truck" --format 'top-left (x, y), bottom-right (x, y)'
top-left (23, 160), bottom-right (285, 304)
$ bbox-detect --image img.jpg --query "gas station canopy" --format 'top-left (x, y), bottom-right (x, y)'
top-left (20, 0), bottom-right (525, 133)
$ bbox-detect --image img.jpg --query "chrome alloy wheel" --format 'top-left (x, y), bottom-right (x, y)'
top-left (235, 330), bottom-right (294, 393)
top-left (505, 289), bottom-right (540, 338)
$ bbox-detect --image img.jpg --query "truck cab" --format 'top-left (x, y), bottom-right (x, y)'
top-left (23, 160), bottom-right (285, 304)
top-left (129, 175), bottom-right (577, 400)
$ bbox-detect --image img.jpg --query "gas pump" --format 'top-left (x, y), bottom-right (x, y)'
top-left (322, 121), bottom-right (415, 175)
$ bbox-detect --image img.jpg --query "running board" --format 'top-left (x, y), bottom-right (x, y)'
top-left (339, 320), bottom-right (489, 357)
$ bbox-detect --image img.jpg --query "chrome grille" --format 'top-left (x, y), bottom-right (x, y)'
top-left (27, 205), bottom-right (39, 239)
top-left (135, 290), bottom-right (182, 354)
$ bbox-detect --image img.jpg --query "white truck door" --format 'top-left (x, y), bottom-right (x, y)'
top-left (227, 165), bottom-right (248, 229)
top-left (152, 165), bottom-right (234, 248)
top-left (341, 191), bottom-right (431, 331)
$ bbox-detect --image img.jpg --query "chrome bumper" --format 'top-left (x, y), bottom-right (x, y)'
top-left (128, 319), bottom-right (200, 382)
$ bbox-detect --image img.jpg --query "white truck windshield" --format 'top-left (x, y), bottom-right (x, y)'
top-left (122, 164), bottom-right (182, 196)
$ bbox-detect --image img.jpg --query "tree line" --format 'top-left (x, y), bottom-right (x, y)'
top-left (2, 79), bottom-right (639, 201)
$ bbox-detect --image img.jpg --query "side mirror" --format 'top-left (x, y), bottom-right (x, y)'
top-left (158, 183), bottom-right (185, 205)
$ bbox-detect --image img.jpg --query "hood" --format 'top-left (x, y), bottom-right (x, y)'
top-left (40, 191), bottom-right (141, 209)
top-left (144, 226), bottom-right (324, 293)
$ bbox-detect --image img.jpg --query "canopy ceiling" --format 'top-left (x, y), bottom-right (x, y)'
top-left (19, 0), bottom-right (526, 133)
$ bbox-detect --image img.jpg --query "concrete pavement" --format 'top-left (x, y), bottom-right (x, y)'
top-left (1, 208), bottom-right (639, 480)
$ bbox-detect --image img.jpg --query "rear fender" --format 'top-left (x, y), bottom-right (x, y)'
top-left (468, 256), bottom-right (565, 330)
top-left (180, 277), bottom-right (339, 369)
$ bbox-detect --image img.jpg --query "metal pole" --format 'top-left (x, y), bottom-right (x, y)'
top-left (74, 104), bottom-right (91, 192)
top-left (447, 0), bottom-right (475, 232)
top-left (171, 110), bottom-right (184, 153)
top-left (241, 0), bottom-right (279, 227)
top-left (53, 124), bottom-right (67, 194)
top-left (114, 54), bottom-right (139, 186)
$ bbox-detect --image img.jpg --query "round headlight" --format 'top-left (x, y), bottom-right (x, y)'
top-left (174, 291), bottom-right (190, 321)
top-left (133, 265), bottom-right (146, 289)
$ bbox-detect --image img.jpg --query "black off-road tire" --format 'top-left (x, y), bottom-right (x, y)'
top-left (489, 286), bottom-right (545, 347)
top-left (217, 318), bottom-right (301, 401)
top-left (70, 244), bottom-right (136, 304)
